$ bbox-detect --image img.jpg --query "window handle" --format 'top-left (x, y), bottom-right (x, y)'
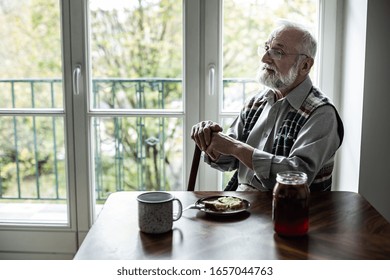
top-left (208, 64), bottom-right (215, 96)
top-left (73, 64), bottom-right (81, 95)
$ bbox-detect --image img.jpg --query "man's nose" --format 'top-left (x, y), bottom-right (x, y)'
top-left (261, 50), bottom-right (273, 64)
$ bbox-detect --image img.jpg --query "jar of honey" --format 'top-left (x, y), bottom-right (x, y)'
top-left (272, 171), bottom-right (310, 237)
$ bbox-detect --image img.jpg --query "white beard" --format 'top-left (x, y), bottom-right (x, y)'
top-left (257, 62), bottom-right (299, 90)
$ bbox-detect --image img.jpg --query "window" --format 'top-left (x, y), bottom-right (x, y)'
top-left (0, 0), bottom-right (68, 224)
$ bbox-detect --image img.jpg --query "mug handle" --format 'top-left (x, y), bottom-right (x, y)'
top-left (173, 198), bottom-right (182, 221)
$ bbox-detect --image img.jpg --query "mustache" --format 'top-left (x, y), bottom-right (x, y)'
top-left (261, 63), bottom-right (277, 72)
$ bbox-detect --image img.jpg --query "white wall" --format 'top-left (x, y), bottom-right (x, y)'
top-left (358, 0), bottom-right (390, 222)
top-left (337, 0), bottom-right (390, 222)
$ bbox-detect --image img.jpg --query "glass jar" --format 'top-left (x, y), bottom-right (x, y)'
top-left (272, 171), bottom-right (310, 237)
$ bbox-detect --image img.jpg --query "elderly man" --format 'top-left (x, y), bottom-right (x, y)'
top-left (191, 21), bottom-right (343, 191)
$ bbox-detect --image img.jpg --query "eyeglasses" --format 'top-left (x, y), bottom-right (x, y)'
top-left (258, 46), bottom-right (309, 60)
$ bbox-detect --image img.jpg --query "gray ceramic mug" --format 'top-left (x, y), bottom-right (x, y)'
top-left (137, 192), bottom-right (183, 234)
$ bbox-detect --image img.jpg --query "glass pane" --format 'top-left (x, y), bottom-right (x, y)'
top-left (0, 116), bottom-right (67, 223)
top-left (0, 80), bottom-right (63, 109)
top-left (92, 78), bottom-right (182, 110)
top-left (0, 1), bottom-right (63, 108)
top-left (0, 1), bottom-right (67, 224)
top-left (92, 116), bottom-right (183, 202)
top-left (89, 0), bottom-right (184, 214)
top-left (223, 79), bottom-right (260, 112)
top-left (90, 0), bottom-right (183, 110)
top-left (222, 0), bottom-right (318, 112)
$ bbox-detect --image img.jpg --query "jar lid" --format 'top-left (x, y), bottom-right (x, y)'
top-left (276, 171), bottom-right (307, 185)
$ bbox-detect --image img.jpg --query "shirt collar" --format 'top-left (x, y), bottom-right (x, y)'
top-left (264, 89), bottom-right (279, 105)
top-left (285, 77), bottom-right (313, 110)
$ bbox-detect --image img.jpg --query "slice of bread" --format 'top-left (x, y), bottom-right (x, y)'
top-left (204, 196), bottom-right (243, 211)
top-left (204, 200), bottom-right (229, 211)
top-left (217, 196), bottom-right (243, 210)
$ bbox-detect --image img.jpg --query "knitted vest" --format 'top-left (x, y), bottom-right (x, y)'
top-left (224, 87), bottom-right (343, 192)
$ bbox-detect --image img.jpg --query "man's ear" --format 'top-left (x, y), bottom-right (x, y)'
top-left (300, 57), bottom-right (314, 75)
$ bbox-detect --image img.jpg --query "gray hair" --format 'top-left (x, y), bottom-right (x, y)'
top-left (272, 19), bottom-right (317, 59)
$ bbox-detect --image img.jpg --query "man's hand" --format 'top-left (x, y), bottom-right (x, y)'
top-left (205, 132), bottom-right (235, 161)
top-left (206, 132), bottom-right (255, 169)
top-left (191, 121), bottom-right (223, 151)
top-left (191, 122), bottom-right (254, 169)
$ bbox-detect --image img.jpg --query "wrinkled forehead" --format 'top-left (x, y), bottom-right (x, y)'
top-left (266, 27), bottom-right (303, 51)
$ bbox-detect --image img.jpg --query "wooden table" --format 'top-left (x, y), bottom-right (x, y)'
top-left (74, 191), bottom-right (390, 260)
